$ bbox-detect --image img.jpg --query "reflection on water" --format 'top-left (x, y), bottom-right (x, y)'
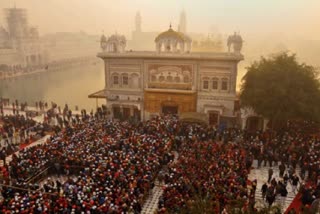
top-left (0, 63), bottom-right (105, 111)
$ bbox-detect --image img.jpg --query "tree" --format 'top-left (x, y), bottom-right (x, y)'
top-left (240, 53), bottom-right (320, 130)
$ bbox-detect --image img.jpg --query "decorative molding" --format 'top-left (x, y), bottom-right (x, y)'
top-left (198, 95), bottom-right (236, 101)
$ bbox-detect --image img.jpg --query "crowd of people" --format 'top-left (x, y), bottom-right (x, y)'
top-left (0, 99), bottom-right (29, 116)
top-left (0, 115), bottom-right (178, 213)
top-left (158, 124), bottom-right (253, 213)
top-left (0, 99), bottom-right (56, 166)
top-left (0, 114), bottom-right (47, 164)
top-left (0, 108), bottom-right (319, 213)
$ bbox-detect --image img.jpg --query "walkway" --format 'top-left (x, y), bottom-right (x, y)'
top-left (2, 105), bottom-right (81, 116)
top-left (141, 151), bottom-right (179, 214)
top-left (248, 160), bottom-right (302, 212)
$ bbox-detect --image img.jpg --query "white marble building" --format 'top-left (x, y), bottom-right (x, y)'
top-left (0, 7), bottom-right (48, 68)
top-left (90, 26), bottom-right (244, 126)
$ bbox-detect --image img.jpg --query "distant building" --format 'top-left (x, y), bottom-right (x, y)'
top-left (128, 12), bottom-right (159, 51)
top-left (192, 34), bottom-right (223, 52)
top-left (178, 10), bottom-right (187, 34)
top-left (0, 7), bottom-right (48, 67)
top-left (128, 11), bottom-right (224, 53)
top-left (89, 26), bottom-right (244, 126)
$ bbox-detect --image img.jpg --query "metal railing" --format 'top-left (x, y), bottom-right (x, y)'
top-left (25, 166), bottom-right (51, 184)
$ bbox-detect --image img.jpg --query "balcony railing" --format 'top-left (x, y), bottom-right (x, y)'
top-left (148, 82), bottom-right (192, 90)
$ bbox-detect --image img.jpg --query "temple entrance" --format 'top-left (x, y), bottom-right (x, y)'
top-left (162, 105), bottom-right (178, 115)
top-left (113, 106), bottom-right (121, 119)
top-left (133, 108), bottom-right (141, 121)
top-left (209, 111), bottom-right (219, 125)
top-left (123, 107), bottom-right (130, 119)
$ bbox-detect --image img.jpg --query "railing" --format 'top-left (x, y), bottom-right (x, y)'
top-left (24, 163), bottom-right (86, 184)
top-left (148, 82), bottom-right (192, 90)
top-left (25, 166), bottom-right (51, 184)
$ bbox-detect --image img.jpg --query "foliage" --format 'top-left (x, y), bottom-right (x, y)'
top-left (240, 52), bottom-right (320, 129)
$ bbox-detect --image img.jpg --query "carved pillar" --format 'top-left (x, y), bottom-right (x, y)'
top-left (130, 106), bottom-right (134, 117)
top-left (181, 42), bottom-right (185, 52)
top-left (105, 60), bottom-right (109, 90)
top-left (232, 63), bottom-right (237, 94)
top-left (187, 42), bottom-right (191, 52)
top-left (120, 105), bottom-right (123, 119)
top-left (140, 103), bottom-right (144, 121)
top-left (110, 104), bottom-right (114, 118)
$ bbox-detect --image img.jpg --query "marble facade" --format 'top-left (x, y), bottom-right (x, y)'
top-left (90, 27), bottom-right (244, 126)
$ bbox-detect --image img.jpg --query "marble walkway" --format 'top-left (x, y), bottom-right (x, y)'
top-left (249, 160), bottom-right (302, 212)
top-left (141, 151), bottom-right (179, 214)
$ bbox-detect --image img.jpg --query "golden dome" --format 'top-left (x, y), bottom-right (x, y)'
top-left (155, 27), bottom-right (191, 42)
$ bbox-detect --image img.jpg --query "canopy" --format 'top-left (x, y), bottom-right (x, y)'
top-left (88, 89), bottom-right (107, 99)
top-left (179, 112), bottom-right (208, 124)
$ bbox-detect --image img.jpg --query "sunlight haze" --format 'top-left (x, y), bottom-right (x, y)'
top-left (1, 0), bottom-right (319, 39)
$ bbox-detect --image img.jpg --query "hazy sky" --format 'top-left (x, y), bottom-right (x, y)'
top-left (1, 0), bottom-right (319, 40)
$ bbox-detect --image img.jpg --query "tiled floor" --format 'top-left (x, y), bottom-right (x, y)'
top-left (249, 160), bottom-right (302, 212)
top-left (141, 151), bottom-right (179, 214)
top-left (141, 180), bottom-right (165, 214)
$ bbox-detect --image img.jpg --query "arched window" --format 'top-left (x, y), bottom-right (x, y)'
top-left (183, 75), bottom-right (190, 83)
top-left (131, 73), bottom-right (140, 88)
top-left (159, 75), bottom-right (165, 82)
top-left (221, 78), bottom-right (229, 91)
top-left (174, 76), bottom-right (180, 82)
top-left (113, 74), bottom-right (119, 85)
top-left (212, 77), bottom-right (219, 90)
top-left (151, 75), bottom-right (157, 82)
top-left (122, 73), bottom-right (129, 86)
top-left (167, 75), bottom-right (173, 82)
top-left (202, 78), bottom-right (209, 90)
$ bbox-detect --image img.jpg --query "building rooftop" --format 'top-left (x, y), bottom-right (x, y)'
top-left (97, 51), bottom-right (244, 61)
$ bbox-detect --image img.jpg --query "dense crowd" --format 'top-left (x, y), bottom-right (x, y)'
top-left (0, 114), bottom-right (48, 164)
top-left (1, 115), bottom-right (177, 213)
top-left (158, 135), bottom-right (251, 213)
top-left (0, 111), bottom-right (319, 213)
top-left (0, 98), bottom-right (59, 170)
top-left (156, 123), bottom-right (320, 213)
